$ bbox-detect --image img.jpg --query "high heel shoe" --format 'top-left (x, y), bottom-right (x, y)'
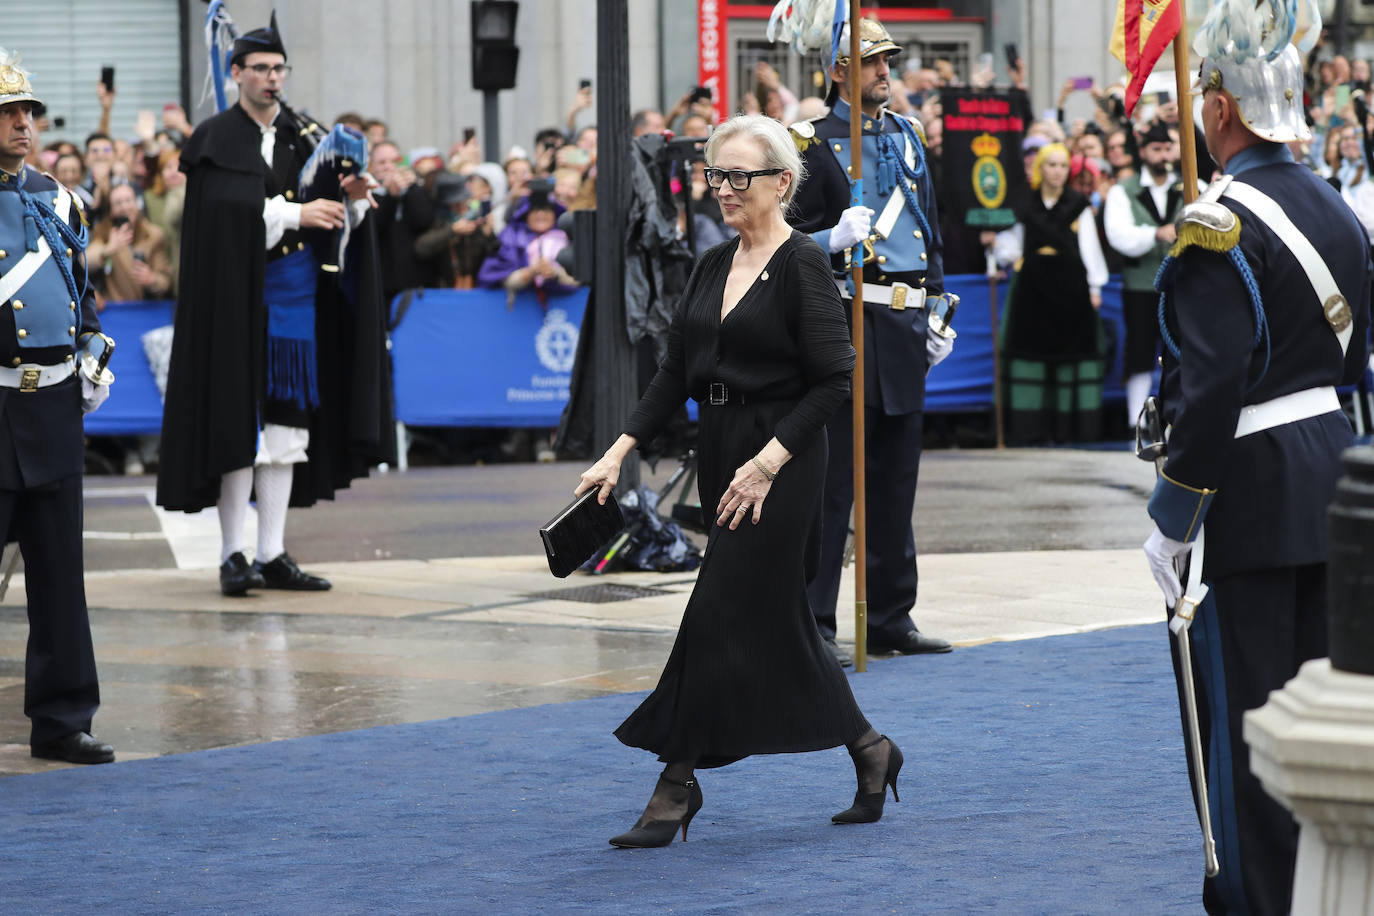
top-left (609, 771), bottom-right (704, 848)
top-left (832, 735), bottom-right (903, 824)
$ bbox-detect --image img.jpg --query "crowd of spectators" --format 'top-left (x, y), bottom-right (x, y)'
top-left (21, 32), bottom-right (1374, 468)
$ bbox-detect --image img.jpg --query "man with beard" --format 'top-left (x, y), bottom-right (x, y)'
top-left (1104, 120), bottom-right (1187, 431)
top-left (157, 16), bottom-right (393, 595)
top-left (788, 19), bottom-right (953, 667)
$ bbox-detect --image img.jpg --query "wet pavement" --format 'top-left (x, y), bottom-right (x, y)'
top-left (0, 446), bottom-right (1161, 777)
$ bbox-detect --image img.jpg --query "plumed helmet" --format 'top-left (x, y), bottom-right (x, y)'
top-left (0, 47), bottom-right (42, 110)
top-left (1193, 0), bottom-right (1321, 144)
top-left (834, 18), bottom-right (901, 65)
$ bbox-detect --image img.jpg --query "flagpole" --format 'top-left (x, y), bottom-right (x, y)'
top-left (1172, 0), bottom-right (1200, 204)
top-left (847, 0), bottom-right (868, 672)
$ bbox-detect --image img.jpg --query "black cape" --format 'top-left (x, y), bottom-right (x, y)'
top-left (156, 105), bottom-right (394, 513)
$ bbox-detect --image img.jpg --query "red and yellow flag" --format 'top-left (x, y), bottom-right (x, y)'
top-left (1110, 0), bottom-right (1183, 116)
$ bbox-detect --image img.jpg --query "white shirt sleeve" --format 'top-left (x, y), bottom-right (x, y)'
top-left (348, 197), bottom-right (370, 227)
top-left (262, 195), bottom-right (302, 251)
top-left (1103, 183), bottom-right (1159, 257)
top-left (991, 223), bottom-right (1023, 268)
top-left (1077, 208), bottom-right (1109, 295)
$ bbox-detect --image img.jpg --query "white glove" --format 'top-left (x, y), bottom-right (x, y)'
top-left (926, 325), bottom-right (954, 367)
top-left (1143, 526), bottom-right (1191, 607)
top-left (81, 376), bottom-right (110, 414)
top-left (828, 206), bottom-right (874, 253)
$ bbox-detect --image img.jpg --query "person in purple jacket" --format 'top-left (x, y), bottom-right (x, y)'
top-left (477, 189), bottom-right (578, 305)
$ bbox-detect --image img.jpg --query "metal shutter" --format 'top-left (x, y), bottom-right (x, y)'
top-left (5, 0), bottom-right (182, 148)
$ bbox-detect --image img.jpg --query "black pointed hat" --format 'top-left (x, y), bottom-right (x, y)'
top-left (1141, 120), bottom-right (1172, 147)
top-left (231, 10), bottom-right (287, 66)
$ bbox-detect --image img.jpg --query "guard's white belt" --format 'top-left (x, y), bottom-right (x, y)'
top-left (0, 361), bottom-right (76, 390)
top-left (1233, 386), bottom-right (1339, 438)
top-left (833, 278), bottom-right (926, 310)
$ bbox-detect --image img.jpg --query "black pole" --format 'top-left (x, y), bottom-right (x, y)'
top-left (483, 90), bottom-right (500, 163)
top-left (1334, 0), bottom-right (1350, 56)
top-left (593, 0), bottom-right (639, 489)
top-left (1327, 446), bottom-right (1374, 674)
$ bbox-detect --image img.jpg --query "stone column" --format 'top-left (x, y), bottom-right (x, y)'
top-left (1245, 446), bottom-right (1374, 915)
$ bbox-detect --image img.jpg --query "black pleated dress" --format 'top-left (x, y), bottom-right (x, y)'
top-left (617, 230), bottom-right (872, 769)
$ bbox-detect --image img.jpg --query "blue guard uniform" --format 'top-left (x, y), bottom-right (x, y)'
top-left (0, 49), bottom-right (115, 763)
top-left (788, 18), bottom-right (951, 657)
top-left (1148, 34), bottom-right (1373, 913)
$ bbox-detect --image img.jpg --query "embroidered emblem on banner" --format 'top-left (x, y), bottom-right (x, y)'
top-left (536, 309), bottom-right (578, 373)
top-left (970, 133), bottom-right (1007, 210)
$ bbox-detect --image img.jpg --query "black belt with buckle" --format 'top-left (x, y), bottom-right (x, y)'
top-left (707, 381), bottom-right (745, 406)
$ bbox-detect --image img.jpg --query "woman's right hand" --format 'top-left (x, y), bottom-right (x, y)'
top-left (576, 453), bottom-right (623, 504)
top-left (575, 435), bottom-right (638, 504)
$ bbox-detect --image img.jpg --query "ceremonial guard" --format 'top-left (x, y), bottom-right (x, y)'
top-left (1142, 5), bottom-right (1372, 912)
top-left (788, 20), bottom-right (952, 665)
top-left (0, 50), bottom-right (116, 763)
top-left (156, 15), bottom-right (393, 596)
top-left (1103, 121), bottom-right (1186, 431)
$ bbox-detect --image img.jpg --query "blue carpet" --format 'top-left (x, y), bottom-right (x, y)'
top-left (1, 624), bottom-right (1202, 914)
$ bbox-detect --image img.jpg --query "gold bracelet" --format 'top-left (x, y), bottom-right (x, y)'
top-left (752, 456), bottom-right (777, 481)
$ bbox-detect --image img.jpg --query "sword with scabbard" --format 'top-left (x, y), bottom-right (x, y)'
top-left (1136, 396), bottom-right (1220, 878)
top-left (925, 293), bottom-right (959, 378)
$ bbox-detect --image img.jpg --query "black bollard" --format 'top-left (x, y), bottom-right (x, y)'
top-left (1328, 445), bottom-right (1374, 674)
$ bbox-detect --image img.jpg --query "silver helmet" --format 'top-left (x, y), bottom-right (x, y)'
top-left (1198, 43), bottom-right (1308, 144)
top-left (1192, 0), bottom-right (1321, 144)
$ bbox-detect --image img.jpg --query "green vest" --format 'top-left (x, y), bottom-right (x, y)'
top-left (1119, 173), bottom-right (1182, 292)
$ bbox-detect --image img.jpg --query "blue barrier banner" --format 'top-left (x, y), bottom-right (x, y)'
top-left (390, 287), bottom-right (589, 427)
top-left (83, 299), bottom-right (175, 435)
top-left (85, 279), bottom-right (1128, 435)
top-left (927, 275), bottom-right (1126, 412)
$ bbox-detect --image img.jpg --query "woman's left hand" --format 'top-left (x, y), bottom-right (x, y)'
top-left (1090, 291), bottom-right (1102, 310)
top-left (715, 459), bottom-right (774, 530)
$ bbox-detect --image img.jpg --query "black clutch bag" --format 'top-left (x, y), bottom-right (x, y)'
top-left (539, 490), bottom-right (625, 578)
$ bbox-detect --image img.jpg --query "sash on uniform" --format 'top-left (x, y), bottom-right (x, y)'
top-left (263, 248), bottom-right (319, 410)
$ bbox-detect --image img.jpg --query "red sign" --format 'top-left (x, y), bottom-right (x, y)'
top-left (698, 0), bottom-right (728, 122)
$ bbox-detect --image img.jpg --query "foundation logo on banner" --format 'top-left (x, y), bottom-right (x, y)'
top-left (535, 309), bottom-right (578, 373)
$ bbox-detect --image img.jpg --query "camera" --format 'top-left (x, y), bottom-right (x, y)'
top-left (111, 216), bottom-right (130, 229)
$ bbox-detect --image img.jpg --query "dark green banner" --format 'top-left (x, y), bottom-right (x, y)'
top-left (940, 89), bottom-right (1030, 231)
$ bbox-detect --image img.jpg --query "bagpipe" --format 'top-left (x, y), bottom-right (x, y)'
top-left (275, 93), bottom-right (369, 273)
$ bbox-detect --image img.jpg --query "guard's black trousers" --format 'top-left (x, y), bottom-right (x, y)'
top-left (806, 404), bottom-right (922, 641)
top-left (1169, 564), bottom-right (1325, 916)
top-left (0, 474), bottom-right (101, 745)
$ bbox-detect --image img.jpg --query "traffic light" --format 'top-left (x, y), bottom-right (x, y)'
top-left (471, 1), bottom-right (520, 92)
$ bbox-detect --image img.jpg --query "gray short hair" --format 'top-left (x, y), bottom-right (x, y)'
top-left (704, 114), bottom-right (806, 208)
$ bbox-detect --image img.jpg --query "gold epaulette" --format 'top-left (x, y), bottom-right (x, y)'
top-left (891, 110), bottom-right (927, 146)
top-left (788, 119), bottom-right (821, 155)
top-left (1169, 200), bottom-right (1240, 257)
top-left (69, 191), bottom-right (89, 228)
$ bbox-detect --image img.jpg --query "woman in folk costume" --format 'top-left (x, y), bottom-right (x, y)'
top-left (986, 142), bottom-right (1109, 444)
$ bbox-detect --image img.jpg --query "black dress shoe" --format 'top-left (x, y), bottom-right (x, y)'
top-left (823, 637), bottom-right (854, 668)
top-left (220, 551), bottom-right (266, 597)
top-left (31, 732), bottom-right (115, 765)
top-left (868, 629), bottom-right (952, 655)
top-left (255, 552), bottom-right (332, 591)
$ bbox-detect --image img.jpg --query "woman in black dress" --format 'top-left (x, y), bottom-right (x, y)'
top-left (575, 115), bottom-right (901, 848)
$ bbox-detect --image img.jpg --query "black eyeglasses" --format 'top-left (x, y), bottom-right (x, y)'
top-left (704, 167), bottom-right (783, 190)
top-left (246, 64), bottom-right (292, 77)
